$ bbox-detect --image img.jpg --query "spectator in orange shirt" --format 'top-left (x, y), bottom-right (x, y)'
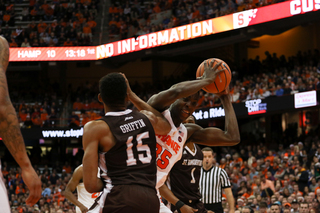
top-left (87, 17), bottom-right (97, 34)
top-left (44, 4), bottom-right (54, 21)
top-left (82, 100), bottom-right (91, 111)
top-left (15, 183), bottom-right (26, 195)
top-left (219, 158), bottom-right (227, 169)
top-left (89, 98), bottom-right (100, 110)
top-left (9, 38), bottom-right (18, 47)
top-left (81, 113), bottom-right (91, 126)
top-left (19, 109), bottom-right (28, 122)
top-left (109, 4), bottom-right (119, 14)
top-left (262, 160), bottom-right (274, 177)
top-left (81, 0), bottom-right (92, 6)
top-left (78, 14), bottom-right (85, 24)
top-left (62, 162), bottom-right (72, 174)
top-left (232, 153), bottom-right (243, 167)
top-left (82, 23), bottom-right (92, 41)
top-left (32, 114), bottom-right (43, 127)
top-left (30, 7), bottom-right (38, 19)
top-left (109, 17), bottom-right (117, 26)
top-left (192, 6), bottom-right (200, 19)
top-left (6, 4), bottom-right (14, 12)
top-left (40, 109), bottom-right (48, 123)
top-left (38, 20), bottom-right (48, 33)
top-left (73, 98), bottom-right (83, 110)
top-left (153, 4), bottom-right (161, 13)
top-left (63, 38), bottom-right (73, 46)
top-left (265, 150), bottom-right (275, 165)
top-left (3, 13), bottom-right (11, 22)
top-left (52, 187), bottom-right (62, 202)
top-left (42, 1), bottom-right (49, 11)
top-left (87, 18), bottom-right (97, 28)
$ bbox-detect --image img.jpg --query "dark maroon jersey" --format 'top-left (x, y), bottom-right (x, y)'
top-left (168, 143), bottom-right (203, 202)
top-left (99, 109), bottom-right (157, 189)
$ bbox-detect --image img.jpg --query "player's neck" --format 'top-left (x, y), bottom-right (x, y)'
top-left (185, 142), bottom-right (195, 152)
top-left (104, 105), bottom-right (127, 113)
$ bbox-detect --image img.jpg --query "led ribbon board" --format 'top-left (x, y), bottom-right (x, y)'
top-left (9, 0), bottom-right (320, 61)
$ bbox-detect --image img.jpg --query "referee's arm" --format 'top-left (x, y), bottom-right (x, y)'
top-left (221, 169), bottom-right (234, 213)
top-left (224, 187), bottom-right (235, 213)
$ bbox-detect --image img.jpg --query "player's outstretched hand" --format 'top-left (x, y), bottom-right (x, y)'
top-left (202, 59), bottom-right (226, 84)
top-left (22, 167), bottom-right (42, 206)
top-left (180, 205), bottom-right (198, 213)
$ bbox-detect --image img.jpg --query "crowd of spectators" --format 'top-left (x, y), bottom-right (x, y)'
top-left (68, 48), bottom-right (320, 114)
top-left (17, 100), bottom-right (63, 128)
top-left (2, 126), bottom-right (320, 212)
top-left (0, 0), bottom-right (99, 47)
top-left (10, 80), bottom-right (64, 128)
top-left (108, 0), bottom-right (287, 41)
top-left (215, 135), bottom-right (320, 213)
top-left (10, 48), bottom-right (320, 128)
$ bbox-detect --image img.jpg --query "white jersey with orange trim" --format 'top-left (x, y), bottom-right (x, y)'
top-left (155, 110), bottom-right (188, 190)
top-left (76, 166), bottom-right (102, 213)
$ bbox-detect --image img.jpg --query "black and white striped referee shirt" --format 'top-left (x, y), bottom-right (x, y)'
top-left (199, 166), bottom-right (231, 204)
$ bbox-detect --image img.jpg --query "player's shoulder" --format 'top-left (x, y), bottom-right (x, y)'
top-left (72, 165), bottom-right (84, 180)
top-left (84, 119), bottom-right (109, 131)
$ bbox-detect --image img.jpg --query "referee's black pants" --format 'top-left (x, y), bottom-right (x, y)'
top-left (204, 202), bottom-right (223, 213)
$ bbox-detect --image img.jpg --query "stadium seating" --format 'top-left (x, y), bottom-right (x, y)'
top-left (0, 0), bottom-right (100, 47)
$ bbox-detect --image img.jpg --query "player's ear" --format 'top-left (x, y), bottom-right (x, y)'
top-left (98, 93), bottom-right (103, 103)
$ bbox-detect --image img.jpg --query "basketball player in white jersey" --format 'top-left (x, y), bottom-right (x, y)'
top-left (0, 36), bottom-right (41, 211)
top-left (64, 165), bottom-right (102, 213)
top-left (123, 59), bottom-right (240, 213)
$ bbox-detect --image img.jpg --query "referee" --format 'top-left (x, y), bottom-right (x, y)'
top-left (200, 147), bottom-right (235, 213)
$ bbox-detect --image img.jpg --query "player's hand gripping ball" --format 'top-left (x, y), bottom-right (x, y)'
top-left (196, 58), bottom-right (232, 94)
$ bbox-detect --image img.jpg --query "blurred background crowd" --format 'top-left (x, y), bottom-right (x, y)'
top-left (2, 134), bottom-right (320, 212)
top-left (0, 0), bottom-right (99, 47)
top-left (10, 48), bottom-right (320, 129)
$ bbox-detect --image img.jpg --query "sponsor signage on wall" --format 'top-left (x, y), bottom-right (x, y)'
top-left (21, 128), bottom-right (83, 139)
top-left (294, 90), bottom-right (317, 108)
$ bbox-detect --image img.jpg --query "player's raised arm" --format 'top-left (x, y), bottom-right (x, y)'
top-left (147, 61), bottom-right (226, 112)
top-left (82, 120), bottom-right (107, 193)
top-left (185, 92), bottom-right (240, 146)
top-left (64, 166), bottom-right (88, 213)
top-left (121, 73), bottom-right (171, 135)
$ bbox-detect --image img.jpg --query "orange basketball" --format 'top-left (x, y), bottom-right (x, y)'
top-left (196, 58), bottom-right (232, 94)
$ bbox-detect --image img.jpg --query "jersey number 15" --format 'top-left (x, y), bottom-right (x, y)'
top-left (126, 131), bottom-right (152, 166)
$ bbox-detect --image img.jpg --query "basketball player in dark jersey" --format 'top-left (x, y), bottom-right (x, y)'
top-left (167, 115), bottom-right (213, 213)
top-left (82, 73), bottom-right (171, 213)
